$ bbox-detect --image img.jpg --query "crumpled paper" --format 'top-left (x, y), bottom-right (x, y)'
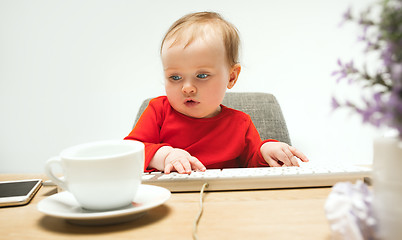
top-left (324, 180), bottom-right (378, 240)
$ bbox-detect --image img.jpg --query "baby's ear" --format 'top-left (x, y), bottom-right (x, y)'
top-left (227, 64), bottom-right (241, 89)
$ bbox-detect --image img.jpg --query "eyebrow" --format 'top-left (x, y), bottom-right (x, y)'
top-left (163, 67), bottom-right (177, 71)
top-left (163, 66), bottom-right (215, 72)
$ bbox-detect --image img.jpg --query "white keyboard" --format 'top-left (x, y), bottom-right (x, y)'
top-left (141, 164), bottom-right (371, 192)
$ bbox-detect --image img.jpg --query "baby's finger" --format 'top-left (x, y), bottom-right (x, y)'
top-left (289, 146), bottom-right (309, 162)
top-left (274, 150), bottom-right (292, 166)
top-left (181, 158), bottom-right (192, 174)
top-left (283, 147), bottom-right (299, 166)
top-left (265, 158), bottom-right (282, 167)
top-left (172, 161), bottom-right (187, 174)
top-left (289, 156), bottom-right (300, 167)
top-left (189, 157), bottom-right (206, 171)
top-left (164, 162), bottom-right (174, 174)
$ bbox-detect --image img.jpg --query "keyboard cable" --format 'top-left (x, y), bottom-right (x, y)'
top-left (192, 182), bottom-right (209, 240)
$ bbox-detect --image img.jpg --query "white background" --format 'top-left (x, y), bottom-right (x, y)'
top-left (1, 0), bottom-right (379, 173)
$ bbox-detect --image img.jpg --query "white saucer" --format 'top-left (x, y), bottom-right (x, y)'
top-left (37, 184), bottom-right (171, 225)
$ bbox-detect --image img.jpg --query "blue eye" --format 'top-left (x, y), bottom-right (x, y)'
top-left (197, 73), bottom-right (208, 79)
top-left (170, 75), bottom-right (182, 81)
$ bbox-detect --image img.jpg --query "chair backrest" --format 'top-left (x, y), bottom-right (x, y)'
top-left (134, 92), bottom-right (291, 144)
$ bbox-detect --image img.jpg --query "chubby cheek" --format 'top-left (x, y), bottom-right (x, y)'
top-left (165, 84), bottom-right (182, 106)
top-left (204, 80), bottom-right (227, 103)
top-left (205, 88), bottom-right (223, 102)
top-left (165, 81), bottom-right (178, 95)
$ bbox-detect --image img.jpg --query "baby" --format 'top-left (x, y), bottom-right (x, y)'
top-left (125, 11), bottom-right (308, 173)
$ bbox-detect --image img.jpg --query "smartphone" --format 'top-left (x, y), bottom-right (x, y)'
top-left (0, 179), bottom-right (42, 207)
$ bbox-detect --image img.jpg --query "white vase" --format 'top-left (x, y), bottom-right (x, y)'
top-left (373, 137), bottom-right (402, 240)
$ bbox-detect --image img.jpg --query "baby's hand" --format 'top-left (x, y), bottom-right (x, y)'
top-left (164, 148), bottom-right (206, 174)
top-left (260, 142), bottom-right (309, 167)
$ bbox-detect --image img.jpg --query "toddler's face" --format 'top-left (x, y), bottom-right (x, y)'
top-left (161, 34), bottom-right (238, 118)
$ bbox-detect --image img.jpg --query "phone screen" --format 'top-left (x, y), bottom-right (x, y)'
top-left (0, 180), bottom-right (41, 197)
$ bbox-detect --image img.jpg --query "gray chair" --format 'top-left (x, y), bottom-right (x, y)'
top-left (134, 92), bottom-right (291, 145)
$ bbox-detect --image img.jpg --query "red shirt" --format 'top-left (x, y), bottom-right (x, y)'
top-left (124, 96), bottom-right (276, 170)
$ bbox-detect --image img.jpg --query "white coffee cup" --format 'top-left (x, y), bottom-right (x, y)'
top-left (45, 140), bottom-right (144, 211)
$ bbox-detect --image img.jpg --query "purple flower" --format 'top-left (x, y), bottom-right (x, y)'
top-left (391, 63), bottom-right (402, 84)
top-left (332, 60), bottom-right (359, 83)
top-left (332, 0), bottom-right (402, 136)
top-left (358, 25), bottom-right (369, 42)
top-left (339, 7), bottom-right (352, 27)
top-left (381, 42), bottom-right (395, 67)
top-left (373, 92), bottom-right (383, 104)
top-left (331, 97), bottom-right (340, 110)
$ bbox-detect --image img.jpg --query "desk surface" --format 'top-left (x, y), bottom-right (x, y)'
top-left (0, 174), bottom-right (332, 240)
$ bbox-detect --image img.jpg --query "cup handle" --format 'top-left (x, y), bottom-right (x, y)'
top-left (45, 156), bottom-right (68, 191)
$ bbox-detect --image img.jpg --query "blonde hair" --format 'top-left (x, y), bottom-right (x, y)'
top-left (161, 12), bottom-right (240, 67)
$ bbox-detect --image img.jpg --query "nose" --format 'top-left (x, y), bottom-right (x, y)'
top-left (182, 80), bottom-right (196, 95)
